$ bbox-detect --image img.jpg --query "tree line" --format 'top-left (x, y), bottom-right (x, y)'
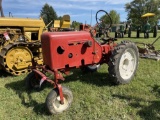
top-left (41, 0), bottom-right (160, 29)
top-left (0, 0), bottom-right (160, 27)
top-left (125, 0), bottom-right (160, 26)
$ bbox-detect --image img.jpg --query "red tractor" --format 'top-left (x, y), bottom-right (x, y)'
top-left (24, 10), bottom-right (139, 114)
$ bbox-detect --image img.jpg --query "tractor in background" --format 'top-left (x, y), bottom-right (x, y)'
top-left (136, 23), bottom-right (158, 38)
top-left (24, 10), bottom-right (139, 114)
top-left (136, 13), bottom-right (157, 38)
top-left (0, 1), bottom-right (46, 75)
top-left (0, 14), bottom-right (71, 75)
top-left (51, 14), bottom-right (72, 31)
top-left (114, 20), bottom-right (132, 38)
top-left (0, 17), bottom-right (46, 75)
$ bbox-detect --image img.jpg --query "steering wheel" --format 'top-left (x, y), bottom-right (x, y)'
top-left (96, 10), bottom-right (112, 29)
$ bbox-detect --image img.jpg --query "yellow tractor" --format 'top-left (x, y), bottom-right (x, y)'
top-left (0, 15), bottom-right (71, 75)
top-left (0, 17), bottom-right (46, 75)
top-left (53, 15), bottom-right (71, 31)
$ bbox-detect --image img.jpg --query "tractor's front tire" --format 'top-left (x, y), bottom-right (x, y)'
top-left (108, 41), bottom-right (139, 84)
top-left (45, 86), bottom-right (73, 114)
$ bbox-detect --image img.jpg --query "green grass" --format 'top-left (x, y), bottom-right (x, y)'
top-left (0, 31), bottom-right (160, 120)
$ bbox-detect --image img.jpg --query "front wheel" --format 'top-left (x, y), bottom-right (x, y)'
top-left (108, 41), bottom-right (139, 84)
top-left (45, 86), bottom-right (73, 114)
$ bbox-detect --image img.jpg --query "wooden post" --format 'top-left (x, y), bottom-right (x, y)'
top-left (0, 0), bottom-right (4, 17)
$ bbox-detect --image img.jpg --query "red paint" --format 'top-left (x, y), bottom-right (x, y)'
top-left (41, 31), bottom-right (113, 71)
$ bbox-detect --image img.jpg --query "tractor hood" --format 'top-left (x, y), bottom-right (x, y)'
top-left (41, 31), bottom-right (102, 70)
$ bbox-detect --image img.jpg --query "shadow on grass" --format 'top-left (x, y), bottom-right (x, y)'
top-left (5, 79), bottom-right (50, 115)
top-left (0, 70), bottom-right (12, 77)
top-left (4, 68), bottom-right (115, 115)
top-left (62, 68), bottom-right (115, 87)
top-left (112, 84), bottom-right (160, 120)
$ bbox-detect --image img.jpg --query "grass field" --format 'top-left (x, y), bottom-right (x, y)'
top-left (0, 31), bottom-right (160, 120)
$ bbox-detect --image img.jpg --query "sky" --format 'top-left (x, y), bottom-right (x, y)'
top-left (2, 0), bottom-right (133, 26)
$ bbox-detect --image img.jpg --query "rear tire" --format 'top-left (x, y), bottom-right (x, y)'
top-left (108, 41), bottom-right (139, 84)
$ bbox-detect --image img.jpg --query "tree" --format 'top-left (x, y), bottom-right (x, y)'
top-left (57, 16), bottom-right (62, 20)
top-left (71, 21), bottom-right (82, 30)
top-left (100, 10), bottom-right (120, 27)
top-left (125, 0), bottom-right (160, 26)
top-left (40, 3), bottom-right (58, 26)
top-left (0, 0), bottom-right (4, 17)
top-left (109, 10), bottom-right (120, 24)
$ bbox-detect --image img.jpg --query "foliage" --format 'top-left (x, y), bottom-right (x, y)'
top-left (40, 3), bottom-right (58, 26)
top-left (109, 10), bottom-right (120, 24)
top-left (125, 0), bottom-right (160, 26)
top-left (100, 10), bottom-right (120, 25)
top-left (71, 21), bottom-right (82, 30)
top-left (57, 16), bottom-right (62, 21)
top-left (98, 10), bottom-right (120, 29)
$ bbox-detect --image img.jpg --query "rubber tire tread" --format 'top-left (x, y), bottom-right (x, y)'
top-left (108, 41), bottom-right (139, 85)
top-left (45, 86), bottom-right (73, 114)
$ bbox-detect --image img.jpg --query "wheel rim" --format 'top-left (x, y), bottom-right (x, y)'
top-left (53, 95), bottom-right (69, 112)
top-left (119, 48), bottom-right (137, 80)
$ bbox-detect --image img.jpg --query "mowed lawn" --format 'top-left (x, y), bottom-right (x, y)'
top-left (0, 31), bottom-right (160, 120)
